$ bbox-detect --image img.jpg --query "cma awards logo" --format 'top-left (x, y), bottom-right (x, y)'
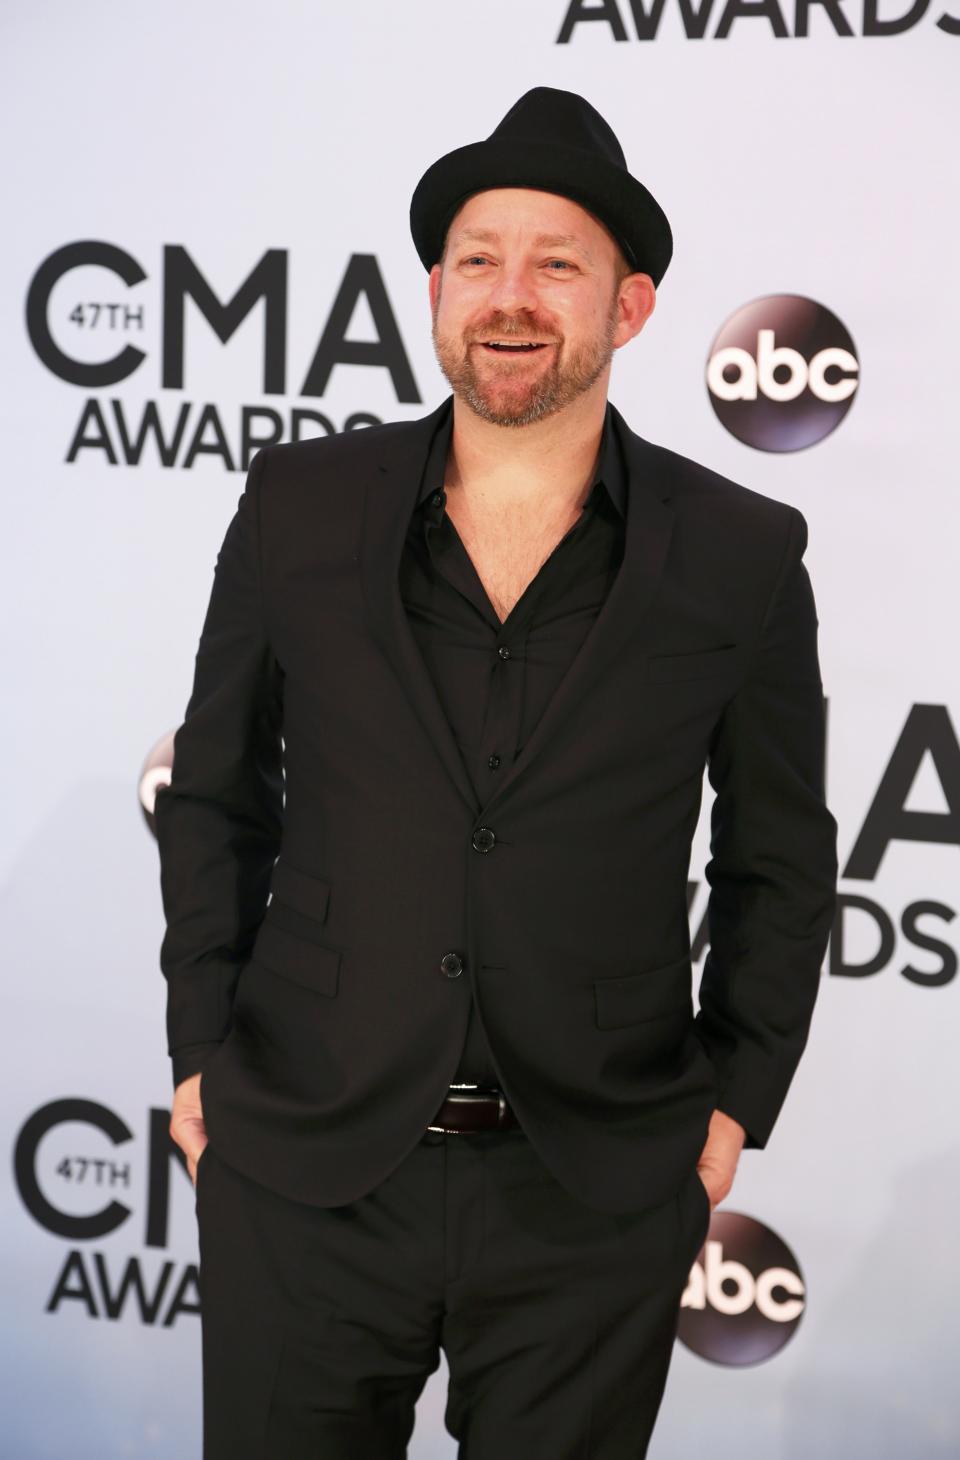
top-left (13, 1098), bottom-right (201, 1327)
top-left (706, 295), bottom-right (859, 451)
top-left (686, 702), bottom-right (960, 988)
top-left (555, 0), bottom-right (960, 41)
top-left (680, 1213), bottom-right (805, 1364)
top-left (24, 240), bottom-right (421, 471)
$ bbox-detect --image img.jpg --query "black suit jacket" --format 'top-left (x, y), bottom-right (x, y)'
top-left (155, 397), bottom-right (838, 1215)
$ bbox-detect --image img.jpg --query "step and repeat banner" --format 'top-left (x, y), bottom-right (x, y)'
top-left (2, 3), bottom-right (956, 1457)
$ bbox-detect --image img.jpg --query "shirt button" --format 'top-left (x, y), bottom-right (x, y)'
top-left (440, 952), bottom-right (463, 978)
top-left (472, 826), bottom-right (496, 853)
top-left (431, 491), bottom-right (444, 507)
top-left (498, 645), bottom-right (511, 659)
top-left (487, 753), bottom-right (501, 769)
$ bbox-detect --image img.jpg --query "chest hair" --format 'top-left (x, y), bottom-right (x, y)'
top-left (445, 494), bottom-right (584, 626)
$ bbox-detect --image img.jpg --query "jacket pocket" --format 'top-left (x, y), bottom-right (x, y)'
top-left (269, 860), bottom-right (332, 923)
top-left (251, 920), bottom-right (341, 996)
top-left (646, 645), bottom-right (740, 682)
top-left (594, 954), bottom-right (692, 1030)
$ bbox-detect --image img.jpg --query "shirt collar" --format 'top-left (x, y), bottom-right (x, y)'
top-left (415, 398), bottom-right (627, 519)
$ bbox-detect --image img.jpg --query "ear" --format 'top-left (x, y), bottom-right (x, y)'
top-left (613, 274), bottom-right (656, 350)
top-left (428, 263), bottom-right (442, 315)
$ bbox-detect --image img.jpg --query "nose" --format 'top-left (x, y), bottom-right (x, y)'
top-left (485, 260), bottom-right (538, 317)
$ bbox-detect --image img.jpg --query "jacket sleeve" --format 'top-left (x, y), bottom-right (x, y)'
top-left (693, 506), bottom-right (838, 1148)
top-left (154, 446), bottom-right (284, 1090)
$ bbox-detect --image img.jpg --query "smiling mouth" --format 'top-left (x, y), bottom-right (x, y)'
top-left (476, 340), bottom-right (552, 354)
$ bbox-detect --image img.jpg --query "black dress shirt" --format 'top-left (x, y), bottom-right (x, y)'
top-left (399, 399), bottom-right (628, 1087)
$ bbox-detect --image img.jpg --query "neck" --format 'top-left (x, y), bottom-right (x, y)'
top-left (445, 382), bottom-right (609, 515)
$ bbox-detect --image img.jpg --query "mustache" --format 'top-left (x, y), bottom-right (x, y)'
top-left (465, 314), bottom-right (560, 344)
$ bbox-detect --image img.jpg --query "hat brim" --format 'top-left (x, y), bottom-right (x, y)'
top-left (410, 137), bottom-right (672, 287)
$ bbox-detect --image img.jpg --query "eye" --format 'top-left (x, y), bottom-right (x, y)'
top-left (461, 255), bottom-right (490, 268)
top-left (545, 259), bottom-right (575, 271)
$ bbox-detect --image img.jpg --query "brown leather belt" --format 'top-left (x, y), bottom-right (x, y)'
top-left (427, 1085), bottom-right (520, 1134)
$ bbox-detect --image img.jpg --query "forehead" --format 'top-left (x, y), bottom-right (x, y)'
top-left (445, 188), bottom-right (616, 261)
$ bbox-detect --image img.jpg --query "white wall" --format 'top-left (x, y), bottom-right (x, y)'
top-left (2, 2), bottom-right (957, 1455)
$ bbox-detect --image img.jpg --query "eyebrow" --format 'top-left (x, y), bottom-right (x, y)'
top-left (452, 227), bottom-right (595, 263)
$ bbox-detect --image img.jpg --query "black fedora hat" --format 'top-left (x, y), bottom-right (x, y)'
top-left (409, 86), bottom-right (673, 287)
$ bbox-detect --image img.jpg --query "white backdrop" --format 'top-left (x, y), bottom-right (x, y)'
top-left (3, 2), bottom-right (958, 1456)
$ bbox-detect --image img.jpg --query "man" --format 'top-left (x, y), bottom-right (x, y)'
top-left (156, 88), bottom-right (838, 1458)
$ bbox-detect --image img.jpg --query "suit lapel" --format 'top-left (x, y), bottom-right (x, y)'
top-left (359, 399), bottom-right (482, 818)
top-left (358, 398), bottom-right (675, 823)
top-left (477, 406), bottom-right (675, 819)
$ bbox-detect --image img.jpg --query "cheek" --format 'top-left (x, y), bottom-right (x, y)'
top-left (433, 298), bottom-right (461, 338)
top-left (538, 287), bottom-right (599, 329)
top-left (436, 288), bottom-right (481, 334)
top-left (564, 297), bottom-right (613, 341)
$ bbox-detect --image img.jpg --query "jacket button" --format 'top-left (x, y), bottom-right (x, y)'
top-left (440, 952), bottom-right (463, 978)
top-left (472, 826), bottom-right (496, 853)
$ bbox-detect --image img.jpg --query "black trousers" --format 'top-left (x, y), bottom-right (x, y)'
top-left (195, 1124), bottom-right (712, 1459)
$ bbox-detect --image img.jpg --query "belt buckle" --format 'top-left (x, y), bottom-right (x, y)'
top-left (427, 1083), bottom-right (505, 1134)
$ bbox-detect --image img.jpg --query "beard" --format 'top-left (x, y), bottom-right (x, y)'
top-left (431, 300), bottom-right (618, 427)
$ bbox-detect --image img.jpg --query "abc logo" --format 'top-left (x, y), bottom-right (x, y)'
top-left (678, 1211), bottom-right (805, 1365)
top-left (706, 294), bottom-right (859, 451)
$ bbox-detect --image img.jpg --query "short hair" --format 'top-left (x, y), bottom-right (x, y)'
top-left (612, 244), bottom-right (636, 288)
